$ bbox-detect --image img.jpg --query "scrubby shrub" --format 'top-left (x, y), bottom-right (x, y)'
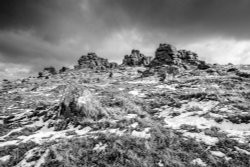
top-left (0, 142), bottom-right (38, 166)
top-left (59, 85), bottom-right (108, 121)
top-left (42, 128), bottom-right (197, 167)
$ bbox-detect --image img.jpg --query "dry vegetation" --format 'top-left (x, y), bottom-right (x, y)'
top-left (1, 65), bottom-right (250, 166)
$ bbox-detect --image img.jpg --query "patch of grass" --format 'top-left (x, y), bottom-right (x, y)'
top-left (100, 92), bottom-right (147, 117)
top-left (42, 128), bottom-right (196, 167)
top-left (59, 85), bottom-right (109, 121)
top-left (186, 106), bottom-right (203, 112)
top-left (0, 141), bottom-right (38, 167)
top-left (41, 125), bottom-right (248, 167)
top-left (179, 124), bottom-right (201, 133)
top-left (203, 126), bottom-right (226, 138)
top-left (226, 114), bottom-right (250, 124)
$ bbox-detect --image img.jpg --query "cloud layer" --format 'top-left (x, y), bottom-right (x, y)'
top-left (0, 0), bottom-right (250, 79)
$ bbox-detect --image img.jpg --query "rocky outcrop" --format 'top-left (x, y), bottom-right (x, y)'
top-left (59, 66), bottom-right (70, 73)
top-left (122, 50), bottom-right (152, 66)
top-left (74, 52), bottom-right (118, 70)
top-left (38, 66), bottom-right (57, 78)
top-left (149, 43), bottom-right (210, 70)
top-left (236, 71), bottom-right (250, 78)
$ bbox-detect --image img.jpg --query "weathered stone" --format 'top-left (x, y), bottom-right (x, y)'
top-left (197, 61), bottom-right (211, 70)
top-left (178, 50), bottom-right (198, 60)
top-left (38, 66), bottom-right (57, 78)
top-left (59, 66), bottom-right (70, 73)
top-left (149, 43), bottom-right (209, 70)
top-left (74, 52), bottom-right (118, 70)
top-left (122, 49), bottom-right (152, 66)
top-left (236, 71), bottom-right (250, 78)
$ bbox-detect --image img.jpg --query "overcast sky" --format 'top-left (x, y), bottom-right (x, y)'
top-left (1, 0), bottom-right (250, 79)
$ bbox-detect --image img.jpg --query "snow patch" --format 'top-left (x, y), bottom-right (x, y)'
top-left (0, 155), bottom-right (11, 163)
top-left (183, 132), bottom-right (219, 145)
top-left (130, 122), bottom-right (139, 128)
top-left (210, 151), bottom-right (226, 157)
top-left (124, 114), bottom-right (137, 119)
top-left (131, 128), bottom-right (151, 139)
top-left (234, 146), bottom-right (250, 155)
top-left (127, 80), bottom-right (157, 84)
top-left (108, 129), bottom-right (126, 136)
top-left (0, 140), bottom-right (19, 147)
top-left (156, 84), bottom-right (176, 90)
top-left (93, 142), bottom-right (107, 151)
top-left (128, 90), bottom-right (139, 96)
top-left (191, 158), bottom-right (207, 167)
top-left (128, 90), bottom-right (146, 97)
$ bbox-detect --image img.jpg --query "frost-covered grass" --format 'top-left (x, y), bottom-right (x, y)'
top-left (24, 125), bottom-right (249, 167)
top-left (1, 66), bottom-right (250, 166)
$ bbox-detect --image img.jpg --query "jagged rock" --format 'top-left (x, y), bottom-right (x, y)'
top-left (149, 43), bottom-right (209, 70)
top-left (197, 61), bottom-right (211, 70)
top-left (178, 50), bottom-right (199, 67)
top-left (236, 71), bottom-right (250, 78)
top-left (140, 69), bottom-right (155, 78)
top-left (150, 44), bottom-right (178, 67)
top-left (122, 49), bottom-right (152, 66)
top-left (59, 66), bottom-right (70, 73)
top-left (227, 67), bottom-right (239, 73)
top-left (38, 66), bottom-right (57, 78)
top-left (108, 62), bottom-right (118, 69)
top-left (156, 43), bottom-right (178, 58)
top-left (74, 52), bottom-right (117, 70)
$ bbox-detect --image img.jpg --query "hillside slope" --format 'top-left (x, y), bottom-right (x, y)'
top-left (1, 45), bottom-right (250, 166)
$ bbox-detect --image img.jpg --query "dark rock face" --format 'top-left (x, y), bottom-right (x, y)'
top-left (197, 61), bottom-right (211, 70)
top-left (155, 43), bottom-right (178, 59)
top-left (236, 71), bottom-right (250, 78)
top-left (74, 52), bottom-right (118, 70)
top-left (149, 43), bottom-right (210, 70)
top-left (59, 67), bottom-right (70, 73)
top-left (38, 66), bottom-right (57, 78)
top-left (122, 50), bottom-right (152, 66)
top-left (178, 50), bottom-right (198, 64)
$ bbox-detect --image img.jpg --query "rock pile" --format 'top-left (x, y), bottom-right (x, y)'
top-left (122, 50), bottom-right (152, 66)
top-left (59, 66), bottom-right (70, 73)
top-left (74, 53), bottom-right (118, 70)
top-left (149, 43), bottom-right (210, 70)
top-left (38, 66), bottom-right (57, 78)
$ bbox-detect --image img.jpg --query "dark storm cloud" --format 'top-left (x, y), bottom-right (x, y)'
top-left (0, 0), bottom-right (250, 79)
top-left (0, 0), bottom-right (87, 42)
top-left (91, 0), bottom-right (250, 40)
top-left (0, 0), bottom-right (115, 76)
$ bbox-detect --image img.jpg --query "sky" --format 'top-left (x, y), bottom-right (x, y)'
top-left (1, 0), bottom-right (250, 80)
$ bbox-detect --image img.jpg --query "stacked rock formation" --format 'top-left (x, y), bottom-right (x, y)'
top-left (149, 43), bottom-right (210, 70)
top-left (122, 50), bottom-right (152, 66)
top-left (38, 66), bottom-right (57, 78)
top-left (74, 52), bottom-right (118, 70)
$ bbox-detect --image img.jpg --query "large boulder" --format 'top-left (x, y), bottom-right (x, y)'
top-left (122, 49), bottom-right (152, 66)
top-left (178, 50), bottom-right (198, 61)
top-left (149, 43), bottom-right (179, 67)
top-left (74, 52), bottom-right (118, 70)
top-left (155, 43), bottom-right (178, 59)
